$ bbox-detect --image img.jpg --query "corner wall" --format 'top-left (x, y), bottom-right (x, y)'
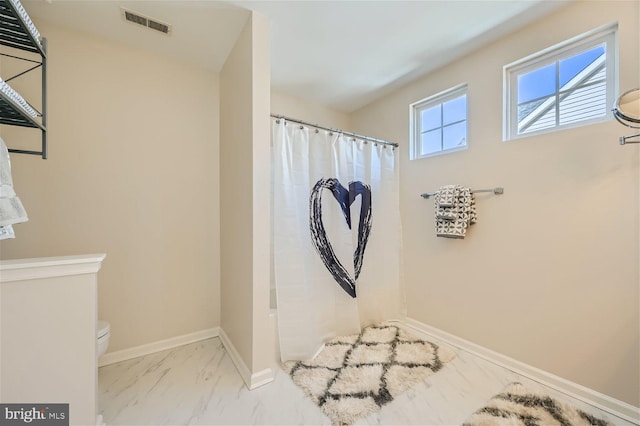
top-left (0, 20), bottom-right (221, 354)
top-left (350, 1), bottom-right (639, 406)
top-left (219, 11), bottom-right (273, 387)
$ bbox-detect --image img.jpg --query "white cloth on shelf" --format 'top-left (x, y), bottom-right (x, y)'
top-left (0, 224), bottom-right (15, 239)
top-left (0, 136), bottom-right (28, 239)
top-left (8, 0), bottom-right (42, 49)
top-left (0, 78), bottom-right (38, 118)
top-left (434, 185), bottom-right (476, 239)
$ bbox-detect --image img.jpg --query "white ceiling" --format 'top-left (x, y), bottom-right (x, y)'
top-left (23, 0), bottom-right (568, 113)
top-left (23, 1), bottom-right (252, 71)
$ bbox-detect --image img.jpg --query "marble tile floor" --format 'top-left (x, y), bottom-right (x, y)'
top-left (99, 330), bottom-right (636, 426)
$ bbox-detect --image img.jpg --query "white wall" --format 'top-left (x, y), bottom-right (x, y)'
top-left (350, 1), bottom-right (639, 406)
top-left (271, 90), bottom-right (351, 131)
top-left (0, 20), bottom-right (221, 353)
top-left (220, 11), bottom-right (273, 386)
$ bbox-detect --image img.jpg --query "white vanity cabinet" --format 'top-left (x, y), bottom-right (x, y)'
top-left (0, 254), bottom-right (106, 425)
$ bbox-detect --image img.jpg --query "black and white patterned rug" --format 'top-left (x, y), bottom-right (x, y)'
top-left (283, 323), bottom-right (456, 425)
top-left (464, 382), bottom-right (612, 426)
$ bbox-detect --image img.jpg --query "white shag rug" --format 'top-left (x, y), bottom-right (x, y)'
top-left (283, 323), bottom-right (456, 425)
top-left (464, 382), bottom-right (612, 426)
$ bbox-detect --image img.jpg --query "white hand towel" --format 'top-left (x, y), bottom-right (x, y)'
top-left (434, 191), bottom-right (458, 221)
top-left (0, 225), bottom-right (15, 239)
top-left (436, 185), bottom-right (457, 207)
top-left (0, 136), bottom-right (28, 239)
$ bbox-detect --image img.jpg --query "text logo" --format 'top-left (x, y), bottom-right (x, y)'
top-left (1, 404), bottom-right (68, 426)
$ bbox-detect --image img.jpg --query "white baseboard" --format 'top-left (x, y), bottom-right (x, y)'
top-left (98, 327), bottom-right (220, 367)
top-left (218, 327), bottom-right (274, 390)
top-left (404, 317), bottom-right (640, 425)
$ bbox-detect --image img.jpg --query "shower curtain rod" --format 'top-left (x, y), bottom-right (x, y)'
top-left (271, 114), bottom-right (399, 148)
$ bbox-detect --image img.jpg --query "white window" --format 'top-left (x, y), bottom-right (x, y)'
top-left (504, 23), bottom-right (617, 141)
top-left (410, 84), bottom-right (468, 159)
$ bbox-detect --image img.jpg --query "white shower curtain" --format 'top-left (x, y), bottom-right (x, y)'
top-left (272, 118), bottom-right (404, 362)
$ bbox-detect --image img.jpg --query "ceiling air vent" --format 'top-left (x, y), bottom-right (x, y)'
top-left (121, 8), bottom-right (172, 35)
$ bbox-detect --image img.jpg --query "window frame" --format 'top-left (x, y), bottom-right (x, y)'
top-left (503, 22), bottom-right (618, 141)
top-left (410, 83), bottom-right (468, 160)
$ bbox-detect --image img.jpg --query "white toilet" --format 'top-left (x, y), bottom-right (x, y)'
top-left (97, 320), bottom-right (111, 358)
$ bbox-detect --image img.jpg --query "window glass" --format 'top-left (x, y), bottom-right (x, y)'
top-left (443, 122), bottom-right (466, 150)
top-left (421, 129), bottom-right (441, 155)
top-left (443, 95), bottom-right (466, 125)
top-left (421, 105), bottom-right (441, 131)
top-left (559, 45), bottom-right (605, 86)
top-left (518, 63), bottom-right (555, 104)
top-left (410, 85), bottom-right (468, 159)
top-left (504, 24), bottom-right (616, 140)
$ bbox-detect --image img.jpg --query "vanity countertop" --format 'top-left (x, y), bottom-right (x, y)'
top-left (0, 253), bottom-right (106, 282)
